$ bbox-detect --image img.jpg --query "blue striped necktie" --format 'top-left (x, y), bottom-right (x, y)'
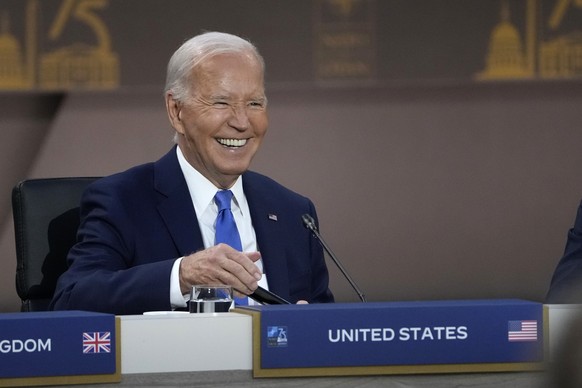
top-left (214, 190), bottom-right (248, 306)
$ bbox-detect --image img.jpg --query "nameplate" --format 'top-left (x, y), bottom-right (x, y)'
top-left (0, 311), bottom-right (120, 386)
top-left (239, 299), bottom-right (544, 377)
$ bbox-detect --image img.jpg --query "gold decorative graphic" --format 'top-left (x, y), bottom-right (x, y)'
top-left (40, 44), bottom-right (119, 89)
top-left (327, 0), bottom-right (359, 18)
top-left (314, 0), bottom-right (376, 81)
top-left (0, 11), bottom-right (27, 89)
top-left (478, 0), bottom-right (582, 81)
top-left (548, 0), bottom-right (582, 29)
top-left (0, 0), bottom-right (119, 91)
top-left (0, 0), bottom-right (37, 90)
top-left (539, 33), bottom-right (582, 77)
top-left (40, 0), bottom-right (119, 90)
top-left (477, 2), bottom-right (533, 80)
top-left (540, 0), bottom-right (582, 78)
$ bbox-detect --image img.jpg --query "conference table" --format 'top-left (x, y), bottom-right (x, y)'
top-left (67, 369), bottom-right (546, 387)
top-left (1, 302), bottom-right (578, 388)
top-left (70, 303), bottom-right (576, 387)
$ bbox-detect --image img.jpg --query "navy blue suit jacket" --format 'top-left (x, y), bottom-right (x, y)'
top-left (50, 147), bottom-right (333, 314)
top-left (547, 200), bottom-right (582, 303)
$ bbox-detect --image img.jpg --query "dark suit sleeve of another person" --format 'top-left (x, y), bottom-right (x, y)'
top-left (547, 200), bottom-right (582, 303)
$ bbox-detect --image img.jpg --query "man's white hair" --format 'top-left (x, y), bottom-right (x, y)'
top-left (164, 31), bottom-right (265, 103)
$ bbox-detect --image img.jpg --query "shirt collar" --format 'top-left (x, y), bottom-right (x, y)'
top-left (176, 146), bottom-right (245, 214)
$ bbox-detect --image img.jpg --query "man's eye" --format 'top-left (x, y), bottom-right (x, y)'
top-left (213, 101), bottom-right (229, 107)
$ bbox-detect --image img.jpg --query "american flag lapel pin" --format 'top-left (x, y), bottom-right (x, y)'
top-left (268, 213), bottom-right (278, 221)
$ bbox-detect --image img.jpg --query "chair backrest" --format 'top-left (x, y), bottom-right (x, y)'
top-left (12, 177), bottom-right (99, 312)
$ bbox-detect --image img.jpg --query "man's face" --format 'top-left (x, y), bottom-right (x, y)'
top-left (169, 52), bottom-right (268, 188)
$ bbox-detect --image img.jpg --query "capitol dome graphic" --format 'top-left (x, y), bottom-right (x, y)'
top-left (477, 3), bottom-right (531, 80)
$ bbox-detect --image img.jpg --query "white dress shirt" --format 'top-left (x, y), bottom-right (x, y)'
top-left (170, 147), bottom-right (269, 308)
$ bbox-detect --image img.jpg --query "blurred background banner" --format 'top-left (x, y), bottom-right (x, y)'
top-left (1, 0), bottom-right (581, 92)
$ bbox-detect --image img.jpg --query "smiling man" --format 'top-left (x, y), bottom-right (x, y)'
top-left (50, 32), bottom-right (334, 315)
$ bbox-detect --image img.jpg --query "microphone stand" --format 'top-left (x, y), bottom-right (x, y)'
top-left (302, 214), bottom-right (367, 302)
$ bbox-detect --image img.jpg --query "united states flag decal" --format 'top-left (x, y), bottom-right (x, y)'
top-left (508, 320), bottom-right (538, 342)
top-left (83, 332), bottom-right (111, 353)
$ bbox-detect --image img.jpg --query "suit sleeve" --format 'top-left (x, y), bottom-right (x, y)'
top-left (546, 200), bottom-right (582, 303)
top-left (50, 181), bottom-right (176, 315)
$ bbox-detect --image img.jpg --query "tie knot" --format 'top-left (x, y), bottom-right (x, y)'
top-left (215, 190), bottom-right (234, 212)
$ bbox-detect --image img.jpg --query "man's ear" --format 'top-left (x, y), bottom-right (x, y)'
top-left (165, 93), bottom-right (184, 134)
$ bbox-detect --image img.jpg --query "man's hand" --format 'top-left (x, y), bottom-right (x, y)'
top-left (179, 244), bottom-right (262, 297)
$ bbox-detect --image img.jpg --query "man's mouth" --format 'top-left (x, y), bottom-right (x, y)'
top-left (217, 138), bottom-right (247, 148)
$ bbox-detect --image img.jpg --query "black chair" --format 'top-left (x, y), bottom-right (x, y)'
top-left (12, 177), bottom-right (99, 312)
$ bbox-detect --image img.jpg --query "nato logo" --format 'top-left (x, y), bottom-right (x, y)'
top-left (267, 326), bottom-right (288, 347)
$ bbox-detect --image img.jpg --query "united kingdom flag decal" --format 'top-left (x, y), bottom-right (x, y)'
top-left (83, 332), bottom-right (112, 354)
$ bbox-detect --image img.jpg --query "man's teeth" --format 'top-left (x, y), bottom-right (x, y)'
top-left (217, 138), bottom-right (247, 147)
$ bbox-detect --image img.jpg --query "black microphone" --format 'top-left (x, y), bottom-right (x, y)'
top-left (302, 214), bottom-right (367, 302)
top-left (249, 286), bottom-right (291, 305)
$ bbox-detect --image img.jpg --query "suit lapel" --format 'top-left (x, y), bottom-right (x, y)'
top-left (154, 148), bottom-right (204, 256)
top-left (243, 173), bottom-right (290, 300)
top-left (150, 154), bottom-right (291, 299)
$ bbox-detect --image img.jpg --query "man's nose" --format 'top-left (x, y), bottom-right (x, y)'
top-left (228, 105), bottom-right (250, 131)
